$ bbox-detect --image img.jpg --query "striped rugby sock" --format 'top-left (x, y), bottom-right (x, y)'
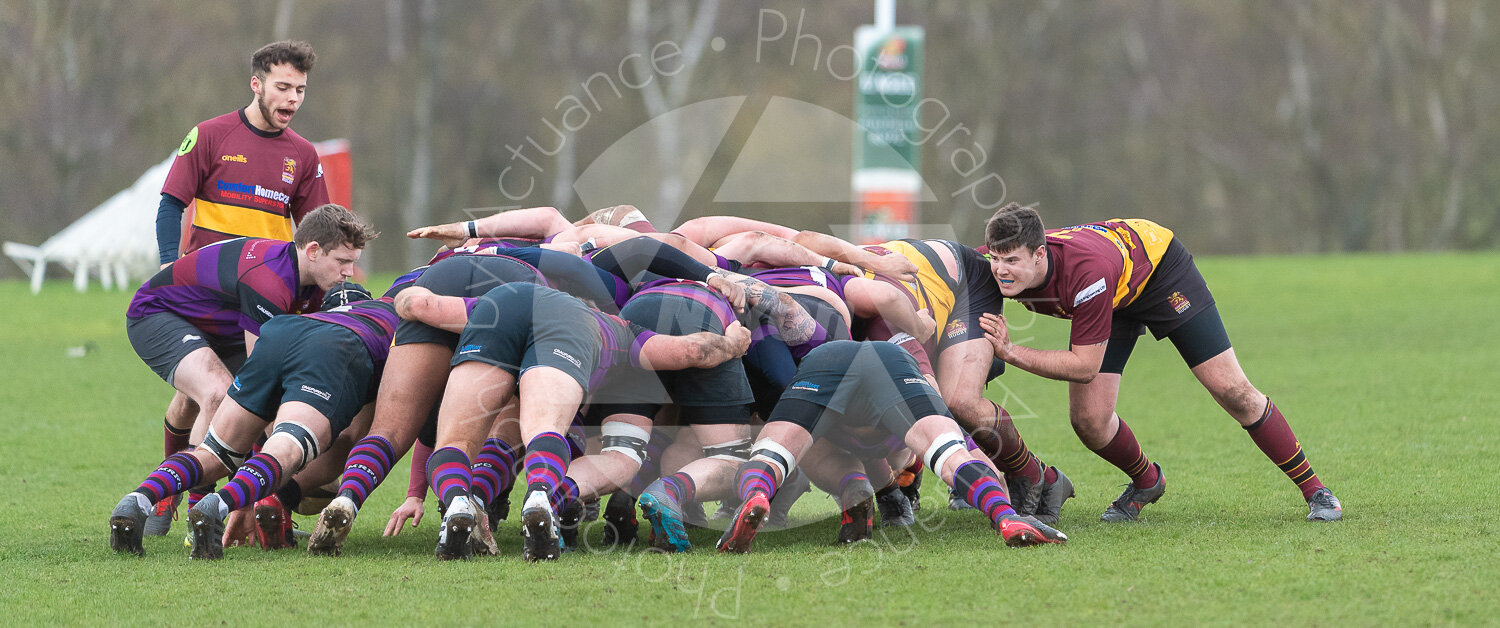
top-left (133, 452), bottom-right (203, 505)
top-left (337, 435), bottom-right (396, 508)
top-left (953, 459), bottom-right (1016, 526)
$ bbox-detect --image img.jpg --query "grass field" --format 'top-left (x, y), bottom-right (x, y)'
top-left (1, 252), bottom-right (1496, 626)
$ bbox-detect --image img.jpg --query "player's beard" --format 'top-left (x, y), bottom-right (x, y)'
top-left (255, 94), bottom-right (287, 131)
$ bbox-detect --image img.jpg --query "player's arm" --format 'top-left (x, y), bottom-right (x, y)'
top-left (155, 193), bottom-right (189, 267)
top-left (979, 312), bottom-right (1106, 383)
top-left (406, 206), bottom-right (571, 248)
top-left (673, 216), bottom-right (799, 246)
top-left (727, 273), bottom-right (821, 345)
top-left (393, 286), bottom-right (471, 331)
top-left (842, 277), bottom-right (936, 344)
top-left (244, 331), bottom-right (258, 356)
top-left (636, 323), bottom-right (751, 371)
top-left (574, 204), bottom-right (654, 232)
top-left (710, 231), bottom-right (861, 275)
top-left (791, 231), bottom-right (919, 281)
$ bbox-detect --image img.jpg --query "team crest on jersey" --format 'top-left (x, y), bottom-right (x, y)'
top-left (282, 157), bottom-right (296, 184)
top-left (945, 319), bottom-right (968, 339)
top-left (1169, 291), bottom-right (1191, 314)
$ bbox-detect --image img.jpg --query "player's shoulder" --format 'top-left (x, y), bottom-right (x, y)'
top-left (196, 111), bottom-right (244, 134)
top-left (279, 127), bottom-right (320, 155)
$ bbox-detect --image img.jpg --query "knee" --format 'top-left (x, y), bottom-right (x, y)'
top-left (944, 395), bottom-right (992, 430)
top-left (1068, 407), bottom-right (1111, 439)
top-left (1215, 381), bottom-right (1264, 418)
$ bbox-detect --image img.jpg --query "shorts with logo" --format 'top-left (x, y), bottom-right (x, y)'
top-left (393, 254), bottom-right (545, 348)
top-left (126, 312), bottom-right (247, 386)
top-left (227, 315), bottom-right (375, 435)
top-left (1101, 238), bottom-right (1229, 373)
top-left (866, 240), bottom-right (1005, 353)
top-left (585, 291), bottom-right (753, 426)
top-left (767, 341), bottom-right (950, 437)
top-left (451, 282), bottom-right (600, 391)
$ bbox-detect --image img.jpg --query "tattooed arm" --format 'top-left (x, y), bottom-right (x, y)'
top-left (726, 272), bottom-right (820, 346)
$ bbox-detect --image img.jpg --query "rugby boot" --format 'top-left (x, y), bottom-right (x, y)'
top-left (308, 495), bottom-right (357, 556)
top-left (835, 497), bottom-right (874, 545)
top-left (1306, 487), bottom-right (1343, 522)
top-left (708, 501), bottom-right (737, 522)
top-left (187, 494), bottom-right (226, 560)
top-left (558, 498), bottom-right (583, 553)
top-left (253, 494), bottom-right (296, 550)
top-left (715, 492), bottom-right (770, 554)
top-left (639, 481), bottom-right (693, 553)
top-left (469, 498), bottom-right (500, 556)
top-left (143, 492), bottom-right (180, 536)
top-left (947, 486), bottom-right (975, 511)
top-left (875, 486), bottom-right (914, 527)
top-left (1023, 465), bottom-right (1075, 526)
top-left (1100, 463), bottom-right (1166, 522)
top-left (766, 469), bottom-right (809, 529)
top-left (601, 491), bottom-right (639, 547)
top-left (486, 490), bottom-right (510, 530)
top-left (520, 490), bottom-right (563, 561)
top-left (996, 513), bottom-right (1068, 546)
top-left (898, 466), bottom-right (923, 513)
top-left (109, 494), bottom-right (149, 556)
top-left (434, 496), bottom-right (476, 561)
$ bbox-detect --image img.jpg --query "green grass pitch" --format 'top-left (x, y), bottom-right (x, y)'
top-left (0, 253), bottom-right (1495, 625)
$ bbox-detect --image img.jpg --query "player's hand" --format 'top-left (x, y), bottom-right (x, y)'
top-left (979, 312), bottom-right (1013, 361)
top-left (383, 497), bottom-right (425, 536)
top-left (830, 261), bottom-right (863, 276)
top-left (406, 223), bottom-right (470, 248)
top-left (913, 308), bottom-right (937, 344)
top-left (867, 254), bottom-right (920, 282)
top-left (160, 262), bottom-right (173, 270)
top-left (723, 321), bottom-right (752, 356)
top-left (707, 273), bottom-right (747, 313)
top-left (222, 506), bottom-right (258, 548)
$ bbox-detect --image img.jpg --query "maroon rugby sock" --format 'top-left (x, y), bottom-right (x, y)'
top-left (990, 404), bottom-right (1045, 484)
top-left (164, 419), bottom-right (192, 458)
top-left (1090, 417), bottom-right (1160, 489)
top-left (1244, 400), bottom-right (1325, 500)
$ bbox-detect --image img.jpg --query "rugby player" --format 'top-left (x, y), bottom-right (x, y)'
top-left (660, 216), bottom-right (1073, 523)
top-left (980, 203), bottom-right (1342, 522)
top-left (110, 281), bottom-right (396, 559)
top-left (394, 282), bottom-right (750, 560)
top-left (715, 341), bottom-right (1067, 553)
top-left (148, 40), bottom-right (331, 535)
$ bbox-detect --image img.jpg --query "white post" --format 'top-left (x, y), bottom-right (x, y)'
top-left (74, 258), bottom-right (89, 292)
top-left (29, 260), bottom-right (46, 295)
top-left (875, 0), bottom-right (894, 32)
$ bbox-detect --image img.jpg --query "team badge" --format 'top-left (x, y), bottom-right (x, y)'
top-left (945, 319), bottom-right (968, 339)
top-left (1169, 291), bottom-right (1191, 314)
top-left (282, 157), bottom-right (296, 184)
top-left (177, 126), bottom-right (198, 156)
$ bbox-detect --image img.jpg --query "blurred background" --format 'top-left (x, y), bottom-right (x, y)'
top-left (4, 0), bottom-right (1498, 277)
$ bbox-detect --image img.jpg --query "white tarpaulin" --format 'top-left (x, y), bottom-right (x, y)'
top-left (5, 155), bottom-right (169, 294)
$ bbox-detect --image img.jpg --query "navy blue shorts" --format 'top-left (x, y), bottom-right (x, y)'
top-left (767, 341), bottom-right (950, 437)
top-left (452, 283), bottom-right (601, 391)
top-left (393, 254), bottom-right (545, 349)
top-left (1101, 240), bottom-right (1230, 374)
top-left (126, 312), bottom-right (246, 386)
top-left (227, 316), bottom-right (375, 436)
top-left (586, 291), bottom-right (753, 426)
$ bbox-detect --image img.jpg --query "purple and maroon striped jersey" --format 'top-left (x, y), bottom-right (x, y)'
top-left (127, 237), bottom-right (323, 340)
top-left (630, 278), bottom-right (737, 330)
top-left (303, 297), bottom-right (399, 364)
top-left (749, 266), bottom-right (855, 302)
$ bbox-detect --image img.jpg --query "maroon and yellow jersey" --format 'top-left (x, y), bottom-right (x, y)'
top-left (163, 110), bottom-right (329, 255)
top-left (1012, 219), bottom-right (1175, 346)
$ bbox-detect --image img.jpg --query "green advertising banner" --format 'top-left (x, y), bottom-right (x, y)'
top-left (854, 25), bottom-right (924, 172)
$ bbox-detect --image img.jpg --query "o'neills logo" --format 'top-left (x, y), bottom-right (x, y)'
top-left (220, 154), bottom-right (248, 163)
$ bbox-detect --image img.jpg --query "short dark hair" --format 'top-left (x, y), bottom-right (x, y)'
top-left (985, 202), bottom-right (1046, 253)
top-left (294, 205), bottom-right (378, 251)
top-left (251, 40), bottom-right (316, 77)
